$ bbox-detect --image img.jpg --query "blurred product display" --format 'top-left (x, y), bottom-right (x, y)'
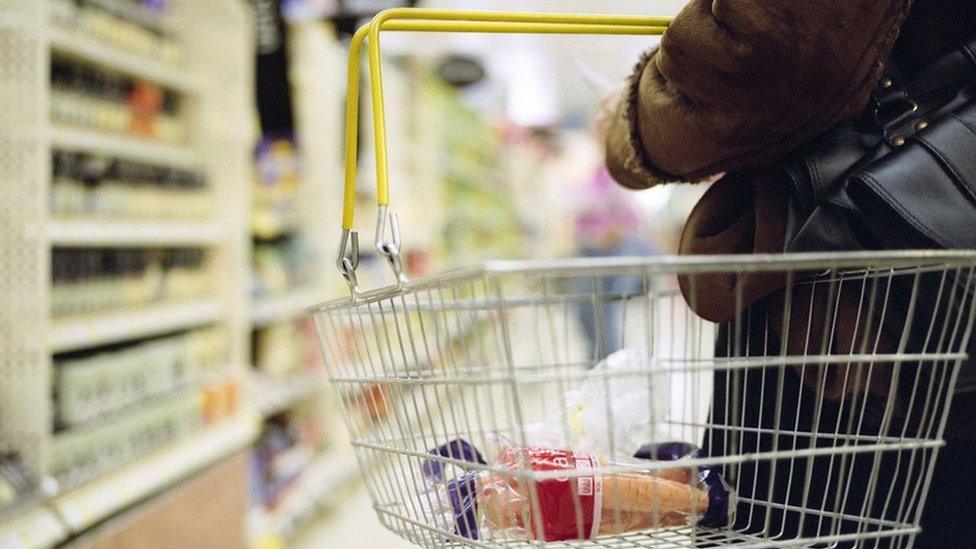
top-left (2, 1), bottom-right (256, 545)
top-left (247, 317), bottom-right (334, 540)
top-left (0, 1), bottom-right (701, 547)
top-left (252, 137), bottom-right (301, 240)
top-left (53, 328), bottom-right (227, 429)
top-left (200, 374), bottom-right (245, 425)
top-left (50, 390), bottom-right (203, 488)
top-left (50, 57), bottom-right (185, 143)
top-left (250, 137), bottom-right (321, 300)
top-left (252, 318), bottom-right (319, 379)
top-left (51, 247), bottom-right (212, 318)
top-left (0, 455), bottom-right (42, 514)
top-left (436, 85), bottom-right (526, 264)
top-left (250, 408), bottom-right (326, 511)
top-left (51, 150), bottom-right (209, 219)
top-left (242, 10), bottom-right (344, 543)
top-left (251, 236), bottom-right (317, 298)
top-left (51, 326), bottom-right (240, 489)
top-left (49, 0), bottom-right (182, 65)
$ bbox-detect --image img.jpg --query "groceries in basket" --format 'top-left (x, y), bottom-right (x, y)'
top-left (420, 439), bottom-right (732, 542)
top-left (418, 350), bottom-right (731, 542)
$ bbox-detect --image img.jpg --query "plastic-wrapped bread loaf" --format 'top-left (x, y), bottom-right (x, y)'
top-left (419, 440), bottom-right (733, 543)
top-left (476, 447), bottom-right (717, 541)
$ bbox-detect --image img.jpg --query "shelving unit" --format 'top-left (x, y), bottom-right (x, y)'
top-left (80, 0), bottom-right (175, 35)
top-left (3, 3), bottom-right (611, 547)
top-left (51, 414), bottom-right (258, 533)
top-left (48, 219), bottom-right (222, 247)
top-left (251, 371), bottom-right (329, 418)
top-left (251, 287), bottom-right (328, 328)
top-left (0, 506), bottom-right (68, 549)
top-left (48, 26), bottom-right (200, 92)
top-left (1, 1), bottom-right (269, 545)
top-left (0, 2), bottom-right (413, 545)
top-left (50, 299), bottom-right (223, 353)
top-left (242, 21), bottom-right (351, 547)
top-left (50, 126), bottom-right (198, 169)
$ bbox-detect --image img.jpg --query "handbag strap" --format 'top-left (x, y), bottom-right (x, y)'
top-left (869, 63), bottom-right (925, 148)
top-left (791, 37), bottom-right (976, 212)
top-left (869, 37), bottom-right (976, 146)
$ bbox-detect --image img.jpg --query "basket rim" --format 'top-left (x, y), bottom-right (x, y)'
top-left (305, 249), bottom-right (976, 314)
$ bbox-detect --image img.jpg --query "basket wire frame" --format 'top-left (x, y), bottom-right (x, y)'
top-left (310, 253), bottom-right (976, 548)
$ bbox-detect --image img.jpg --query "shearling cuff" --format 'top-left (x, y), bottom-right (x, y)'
top-left (618, 48), bottom-right (678, 186)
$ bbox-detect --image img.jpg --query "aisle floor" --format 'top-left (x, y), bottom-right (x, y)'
top-left (293, 482), bottom-right (414, 549)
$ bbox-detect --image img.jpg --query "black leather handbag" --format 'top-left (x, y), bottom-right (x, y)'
top-left (779, 38), bottom-right (976, 392)
top-left (784, 40), bottom-right (976, 252)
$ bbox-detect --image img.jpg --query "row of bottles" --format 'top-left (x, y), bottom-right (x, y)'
top-left (51, 150), bottom-right (209, 219)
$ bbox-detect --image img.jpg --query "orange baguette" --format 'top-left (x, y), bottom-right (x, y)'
top-left (602, 473), bottom-right (710, 515)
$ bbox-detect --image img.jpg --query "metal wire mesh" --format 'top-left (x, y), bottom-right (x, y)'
top-left (310, 252), bottom-right (976, 548)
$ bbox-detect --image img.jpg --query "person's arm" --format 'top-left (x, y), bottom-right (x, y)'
top-left (607, 0), bottom-right (912, 189)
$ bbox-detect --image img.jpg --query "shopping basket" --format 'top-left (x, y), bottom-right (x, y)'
top-left (308, 8), bottom-right (976, 548)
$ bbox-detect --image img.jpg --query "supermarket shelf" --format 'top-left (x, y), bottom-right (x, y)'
top-left (51, 414), bottom-right (259, 534)
top-left (49, 219), bottom-right (221, 247)
top-left (252, 372), bottom-right (329, 418)
top-left (50, 126), bottom-right (198, 169)
top-left (249, 449), bottom-right (362, 541)
top-left (84, 0), bottom-right (173, 35)
top-left (51, 300), bottom-right (222, 353)
top-left (49, 26), bottom-right (198, 92)
top-left (251, 288), bottom-right (327, 327)
top-left (0, 505), bottom-right (67, 549)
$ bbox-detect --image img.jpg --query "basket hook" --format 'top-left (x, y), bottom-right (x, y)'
top-left (376, 205), bottom-right (408, 287)
top-left (337, 228), bottom-right (362, 298)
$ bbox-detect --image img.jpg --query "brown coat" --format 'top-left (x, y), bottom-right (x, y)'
top-left (606, 0), bottom-right (976, 413)
top-left (607, 0), bottom-right (976, 189)
top-left (606, 0), bottom-right (976, 322)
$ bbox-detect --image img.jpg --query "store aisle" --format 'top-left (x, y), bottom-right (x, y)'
top-left (293, 481), bottom-right (415, 549)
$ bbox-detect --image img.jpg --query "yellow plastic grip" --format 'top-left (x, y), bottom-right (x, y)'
top-left (340, 9), bottom-right (673, 231)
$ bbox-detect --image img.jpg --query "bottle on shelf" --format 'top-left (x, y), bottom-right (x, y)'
top-left (52, 152), bottom-right (209, 220)
top-left (50, 56), bottom-right (187, 143)
top-left (51, 0), bottom-right (183, 66)
top-left (51, 247), bottom-right (213, 318)
top-left (50, 390), bottom-right (203, 488)
top-left (50, 325), bottom-right (236, 488)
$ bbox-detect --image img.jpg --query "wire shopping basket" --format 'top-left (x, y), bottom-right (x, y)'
top-left (308, 9), bottom-right (976, 548)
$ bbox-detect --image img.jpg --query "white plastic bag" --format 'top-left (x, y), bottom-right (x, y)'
top-left (564, 349), bottom-right (670, 457)
top-left (519, 349), bottom-right (671, 457)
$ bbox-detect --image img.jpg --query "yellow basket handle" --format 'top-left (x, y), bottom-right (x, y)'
top-left (337, 9), bottom-right (672, 295)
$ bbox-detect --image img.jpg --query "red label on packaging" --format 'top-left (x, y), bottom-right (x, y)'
top-left (500, 447), bottom-right (603, 541)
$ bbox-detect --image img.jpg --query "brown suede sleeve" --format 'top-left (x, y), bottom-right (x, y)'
top-left (676, 173), bottom-right (794, 322)
top-left (678, 174), bottom-right (899, 402)
top-left (607, 0), bottom-right (913, 188)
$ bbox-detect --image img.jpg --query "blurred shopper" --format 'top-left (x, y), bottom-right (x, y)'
top-left (574, 165), bottom-right (654, 361)
top-left (604, 1), bottom-right (976, 547)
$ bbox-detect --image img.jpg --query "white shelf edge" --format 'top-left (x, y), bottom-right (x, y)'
top-left (0, 505), bottom-right (68, 549)
top-left (84, 0), bottom-right (174, 35)
top-left (51, 300), bottom-right (222, 353)
top-left (50, 126), bottom-right (197, 170)
top-left (250, 288), bottom-right (326, 327)
top-left (252, 372), bottom-right (328, 418)
top-left (49, 26), bottom-right (199, 92)
top-left (49, 219), bottom-right (221, 247)
top-left (51, 414), bottom-right (259, 534)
